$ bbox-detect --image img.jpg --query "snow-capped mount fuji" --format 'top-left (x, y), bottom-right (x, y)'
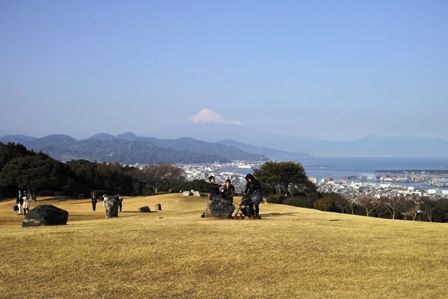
top-left (147, 108), bottom-right (448, 158)
top-left (187, 108), bottom-right (242, 125)
top-left (149, 108), bottom-right (306, 153)
top-left (149, 109), bottom-right (251, 142)
top-left (145, 109), bottom-right (312, 159)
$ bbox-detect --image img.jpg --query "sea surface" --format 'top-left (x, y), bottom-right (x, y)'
top-left (298, 157), bottom-right (448, 179)
top-left (185, 157), bottom-right (448, 184)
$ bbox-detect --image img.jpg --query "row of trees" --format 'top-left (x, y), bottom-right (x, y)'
top-left (0, 143), bottom-right (201, 199)
top-left (314, 193), bottom-right (448, 222)
top-left (253, 161), bottom-right (448, 223)
top-left (0, 143), bottom-right (71, 200)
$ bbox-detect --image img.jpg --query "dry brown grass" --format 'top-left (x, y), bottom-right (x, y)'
top-left (1, 194), bottom-right (447, 298)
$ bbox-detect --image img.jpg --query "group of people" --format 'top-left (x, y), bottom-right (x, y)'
top-left (12, 178), bottom-right (259, 219)
top-left (15, 190), bottom-right (31, 215)
top-left (208, 173), bottom-right (262, 219)
top-left (208, 176), bottom-right (236, 203)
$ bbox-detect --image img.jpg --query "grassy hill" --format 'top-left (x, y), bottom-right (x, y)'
top-left (1, 195), bottom-right (447, 298)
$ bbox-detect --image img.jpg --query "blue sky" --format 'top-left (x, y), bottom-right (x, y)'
top-left (0, 0), bottom-right (447, 140)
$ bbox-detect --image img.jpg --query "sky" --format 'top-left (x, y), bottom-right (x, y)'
top-left (0, 0), bottom-right (447, 140)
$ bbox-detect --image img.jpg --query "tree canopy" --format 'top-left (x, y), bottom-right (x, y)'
top-left (0, 143), bottom-right (190, 198)
top-left (254, 161), bottom-right (317, 198)
top-left (0, 144), bottom-right (72, 199)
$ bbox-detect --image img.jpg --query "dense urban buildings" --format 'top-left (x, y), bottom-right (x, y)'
top-left (178, 161), bottom-right (448, 199)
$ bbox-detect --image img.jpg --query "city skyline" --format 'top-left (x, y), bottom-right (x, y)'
top-left (1, 1), bottom-right (447, 140)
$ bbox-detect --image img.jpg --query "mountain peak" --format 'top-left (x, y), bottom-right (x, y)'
top-left (117, 132), bottom-right (137, 138)
top-left (187, 108), bottom-right (242, 125)
top-left (87, 133), bottom-right (116, 141)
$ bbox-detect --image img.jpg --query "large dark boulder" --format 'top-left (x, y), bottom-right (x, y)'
top-left (22, 205), bottom-right (69, 227)
top-left (139, 206), bottom-right (151, 213)
top-left (204, 197), bottom-right (235, 219)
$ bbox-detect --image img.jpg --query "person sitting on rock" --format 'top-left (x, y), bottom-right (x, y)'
top-left (201, 176), bottom-right (235, 219)
top-left (243, 174), bottom-right (262, 219)
top-left (221, 179), bottom-right (235, 203)
top-left (208, 176), bottom-right (221, 201)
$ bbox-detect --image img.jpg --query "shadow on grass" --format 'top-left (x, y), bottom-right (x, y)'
top-left (120, 211), bottom-right (163, 214)
top-left (261, 212), bottom-right (298, 218)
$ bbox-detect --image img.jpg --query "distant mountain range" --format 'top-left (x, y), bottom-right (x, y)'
top-left (3, 109), bottom-right (448, 160)
top-left (0, 133), bottom-right (267, 164)
top-left (147, 109), bottom-right (448, 158)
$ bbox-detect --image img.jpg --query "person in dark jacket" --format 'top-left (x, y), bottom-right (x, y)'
top-left (244, 174), bottom-right (262, 219)
top-left (208, 176), bottom-right (221, 201)
top-left (116, 194), bottom-right (123, 212)
top-left (91, 191), bottom-right (97, 212)
top-left (221, 179), bottom-right (235, 203)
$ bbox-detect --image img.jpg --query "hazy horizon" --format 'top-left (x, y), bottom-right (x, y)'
top-left (1, 1), bottom-right (447, 140)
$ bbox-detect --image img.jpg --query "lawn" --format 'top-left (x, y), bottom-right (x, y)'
top-left (0, 194), bottom-right (447, 298)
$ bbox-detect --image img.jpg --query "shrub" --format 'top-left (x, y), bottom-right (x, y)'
top-left (266, 194), bottom-right (286, 204)
top-left (314, 196), bottom-right (336, 211)
top-left (283, 196), bottom-right (314, 208)
top-left (314, 193), bottom-right (345, 212)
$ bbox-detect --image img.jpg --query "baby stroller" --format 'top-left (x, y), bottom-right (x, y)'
top-left (233, 196), bottom-right (258, 219)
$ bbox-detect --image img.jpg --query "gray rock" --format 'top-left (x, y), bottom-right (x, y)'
top-left (154, 203), bottom-right (162, 211)
top-left (22, 205), bottom-right (69, 227)
top-left (104, 196), bottom-right (119, 218)
top-left (139, 206), bottom-right (151, 213)
top-left (204, 197), bottom-right (235, 219)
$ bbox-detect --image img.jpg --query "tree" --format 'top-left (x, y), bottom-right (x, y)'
top-left (0, 154), bottom-right (72, 200)
top-left (254, 161), bottom-right (317, 200)
top-left (142, 164), bottom-right (185, 194)
top-left (0, 142), bottom-right (30, 170)
top-left (420, 196), bottom-right (437, 222)
top-left (346, 194), bottom-right (357, 215)
top-left (182, 179), bottom-right (209, 193)
top-left (66, 160), bottom-right (98, 185)
top-left (378, 196), bottom-right (406, 220)
top-left (433, 198), bottom-right (448, 222)
top-left (402, 196), bottom-right (421, 221)
top-left (357, 195), bottom-right (378, 217)
top-left (333, 195), bottom-right (348, 213)
top-left (331, 193), bottom-right (348, 213)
